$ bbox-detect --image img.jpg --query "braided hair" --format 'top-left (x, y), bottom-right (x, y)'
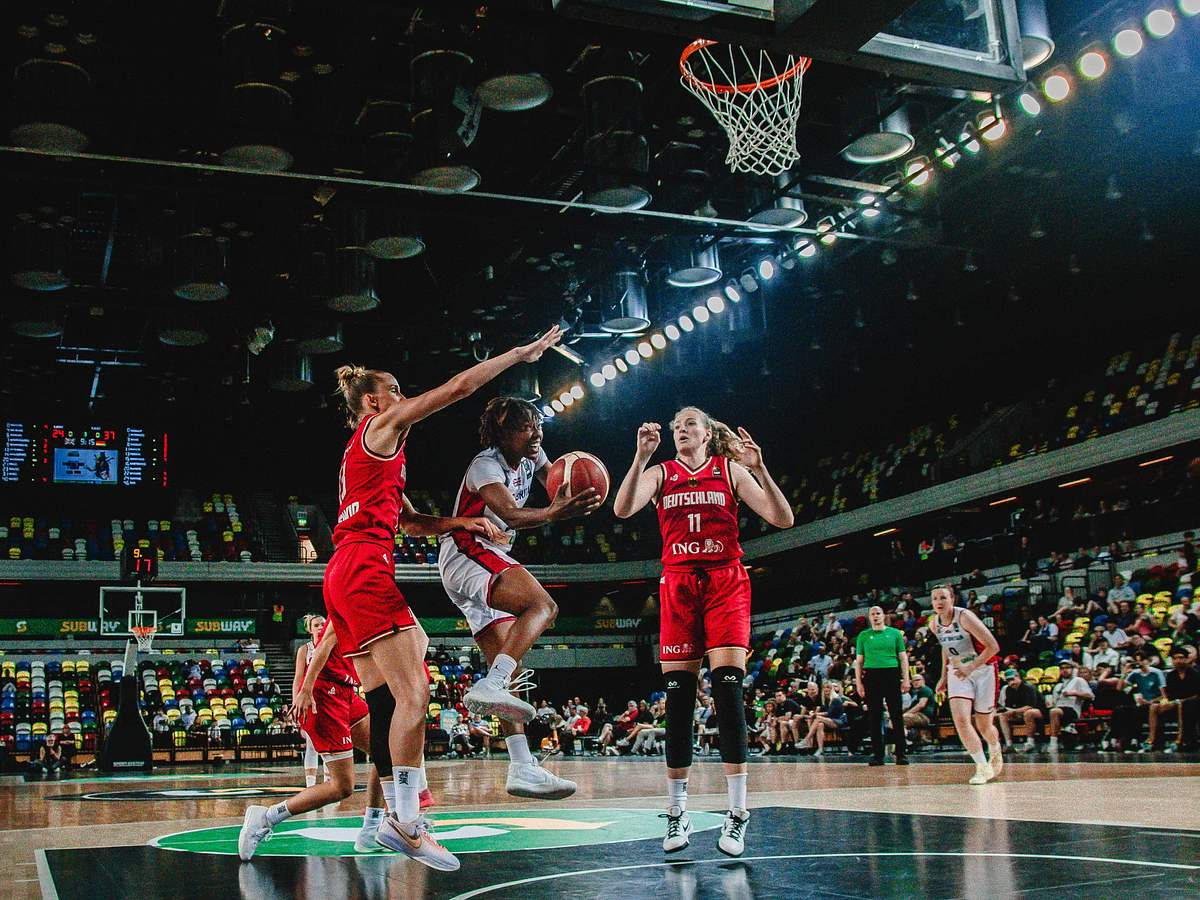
top-left (479, 396), bottom-right (542, 448)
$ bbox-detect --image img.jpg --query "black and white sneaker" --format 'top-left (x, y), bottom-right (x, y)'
top-left (718, 808), bottom-right (750, 857)
top-left (661, 805), bottom-right (692, 852)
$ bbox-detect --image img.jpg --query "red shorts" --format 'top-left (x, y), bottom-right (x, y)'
top-left (658, 562), bottom-right (751, 661)
top-left (300, 679), bottom-right (369, 756)
top-left (324, 540), bottom-right (417, 657)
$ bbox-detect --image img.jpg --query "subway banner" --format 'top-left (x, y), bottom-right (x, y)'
top-left (0, 618), bottom-right (255, 637)
top-left (296, 615), bottom-right (650, 637)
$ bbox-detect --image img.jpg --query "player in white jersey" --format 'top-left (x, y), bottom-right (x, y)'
top-left (439, 397), bottom-right (600, 799)
top-left (293, 614), bottom-right (327, 787)
top-left (931, 585), bottom-right (1004, 784)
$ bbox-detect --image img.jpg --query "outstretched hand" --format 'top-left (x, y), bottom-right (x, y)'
top-left (734, 427), bottom-right (763, 469)
top-left (514, 325), bottom-right (563, 363)
top-left (636, 422), bottom-right (661, 459)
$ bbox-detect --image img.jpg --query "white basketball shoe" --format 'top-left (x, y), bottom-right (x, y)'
top-left (662, 805), bottom-right (692, 852)
top-left (506, 761), bottom-right (577, 800)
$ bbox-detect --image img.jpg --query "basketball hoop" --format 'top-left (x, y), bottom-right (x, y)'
top-left (679, 38), bottom-right (810, 177)
top-left (131, 625), bottom-right (157, 653)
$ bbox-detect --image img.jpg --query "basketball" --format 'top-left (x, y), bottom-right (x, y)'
top-left (545, 451), bottom-right (610, 505)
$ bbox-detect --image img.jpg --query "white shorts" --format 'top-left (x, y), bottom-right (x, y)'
top-left (946, 661), bottom-right (998, 714)
top-left (438, 536), bottom-right (519, 637)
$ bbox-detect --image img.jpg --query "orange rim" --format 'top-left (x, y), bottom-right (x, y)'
top-left (679, 38), bottom-right (811, 95)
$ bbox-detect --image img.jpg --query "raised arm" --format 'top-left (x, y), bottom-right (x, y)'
top-left (728, 428), bottom-right (794, 529)
top-left (613, 423), bottom-right (664, 518)
top-left (366, 327), bottom-right (562, 454)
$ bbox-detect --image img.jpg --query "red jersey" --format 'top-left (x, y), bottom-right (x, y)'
top-left (332, 413), bottom-right (407, 548)
top-left (314, 619), bottom-right (360, 686)
top-left (655, 455), bottom-right (743, 570)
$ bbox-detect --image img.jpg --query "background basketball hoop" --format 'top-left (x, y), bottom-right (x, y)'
top-left (679, 39), bottom-right (811, 177)
top-left (130, 624), bottom-right (157, 653)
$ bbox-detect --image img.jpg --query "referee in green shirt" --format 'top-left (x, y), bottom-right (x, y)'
top-left (854, 606), bottom-right (910, 766)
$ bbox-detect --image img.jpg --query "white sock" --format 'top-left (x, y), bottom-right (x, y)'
top-left (393, 766), bottom-right (421, 823)
top-left (264, 800), bottom-right (292, 827)
top-left (304, 775), bottom-right (317, 788)
top-left (488, 654), bottom-right (517, 684)
top-left (969, 748), bottom-right (988, 767)
top-left (507, 733), bottom-right (534, 766)
top-left (1049, 736), bottom-right (1059, 750)
top-left (362, 807), bottom-right (385, 830)
top-left (668, 777), bottom-right (688, 812)
top-left (381, 779), bottom-right (396, 814)
top-left (726, 773), bottom-right (747, 812)
top-left (417, 767), bottom-right (428, 792)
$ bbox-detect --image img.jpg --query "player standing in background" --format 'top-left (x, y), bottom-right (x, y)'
top-left (322, 327), bottom-right (560, 872)
top-left (440, 396), bottom-right (600, 799)
top-left (293, 614), bottom-right (326, 788)
top-left (238, 619), bottom-right (385, 859)
top-left (613, 406), bottom-right (793, 858)
top-left (931, 584), bottom-right (1004, 784)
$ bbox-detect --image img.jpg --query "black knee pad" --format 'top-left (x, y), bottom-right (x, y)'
top-left (711, 666), bottom-right (748, 765)
top-left (664, 670), bottom-right (697, 769)
top-left (365, 686), bottom-right (395, 774)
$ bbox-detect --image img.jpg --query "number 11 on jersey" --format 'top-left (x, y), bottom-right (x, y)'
top-left (687, 513), bottom-right (701, 533)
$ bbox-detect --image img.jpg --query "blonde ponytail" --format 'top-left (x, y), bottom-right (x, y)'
top-left (671, 406), bottom-right (743, 460)
top-left (332, 364), bottom-right (382, 427)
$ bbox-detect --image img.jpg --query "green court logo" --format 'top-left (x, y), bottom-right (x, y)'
top-left (61, 785), bottom-right (366, 802)
top-left (153, 808), bottom-right (724, 857)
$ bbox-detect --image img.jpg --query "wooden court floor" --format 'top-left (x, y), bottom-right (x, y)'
top-left (6, 754), bottom-right (1199, 898)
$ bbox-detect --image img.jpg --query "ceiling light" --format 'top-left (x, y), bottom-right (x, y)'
top-left (977, 109), bottom-right (1006, 141)
top-left (706, 295), bottom-right (726, 314)
top-left (570, 384), bottom-right (585, 399)
top-left (797, 241), bottom-right (817, 258)
top-left (1057, 476), bottom-right (1091, 488)
top-left (624, 349), bottom-right (641, 365)
top-left (757, 258), bottom-right (776, 280)
top-left (664, 324), bottom-right (681, 341)
top-left (637, 341), bottom-right (653, 358)
top-left (1180, 0), bottom-right (1200, 16)
top-left (816, 217), bottom-right (837, 246)
top-left (678, 315), bottom-right (695, 332)
top-left (1078, 49), bottom-right (1107, 79)
top-left (988, 496), bottom-right (1018, 506)
top-left (873, 527), bottom-right (898, 537)
top-left (723, 281), bottom-right (742, 303)
top-left (905, 156), bottom-right (932, 186)
top-left (1113, 27), bottom-right (1145, 57)
top-left (1043, 72), bottom-right (1071, 102)
top-left (693, 305), bottom-right (710, 323)
top-left (958, 129), bottom-right (981, 154)
top-left (650, 333), bottom-right (667, 349)
top-left (561, 392), bottom-right (574, 407)
top-left (935, 137), bottom-right (960, 168)
top-left (1018, 92), bottom-right (1043, 116)
top-left (589, 372), bottom-right (606, 388)
top-left (615, 357), bottom-right (629, 373)
top-left (551, 399), bottom-right (565, 412)
top-left (542, 404), bottom-right (555, 417)
top-left (1139, 455), bottom-right (1174, 467)
top-left (739, 272), bottom-right (759, 293)
top-left (602, 363), bottom-right (618, 380)
top-left (1145, 8), bottom-right (1177, 37)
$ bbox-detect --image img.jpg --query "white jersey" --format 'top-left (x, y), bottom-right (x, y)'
top-left (445, 446), bottom-right (549, 551)
top-left (933, 607), bottom-right (985, 665)
top-left (305, 640), bottom-right (316, 665)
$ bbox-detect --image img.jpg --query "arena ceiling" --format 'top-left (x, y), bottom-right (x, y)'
top-left (1, 1), bottom-right (1197, 465)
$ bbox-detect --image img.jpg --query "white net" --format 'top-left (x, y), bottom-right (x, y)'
top-left (680, 39), bottom-right (810, 177)
top-left (131, 626), bottom-right (156, 653)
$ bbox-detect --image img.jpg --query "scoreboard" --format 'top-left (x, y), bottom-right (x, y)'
top-left (2, 423), bottom-right (168, 487)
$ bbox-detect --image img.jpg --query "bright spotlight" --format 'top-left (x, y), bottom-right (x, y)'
top-left (905, 156), bottom-right (932, 186)
top-left (542, 404), bottom-right (555, 417)
top-left (958, 129), bottom-right (981, 154)
top-left (664, 323), bottom-right (681, 341)
top-left (1078, 50), bottom-right (1107, 79)
top-left (977, 111), bottom-right (1006, 141)
top-left (757, 258), bottom-right (776, 280)
top-left (678, 314), bottom-right (695, 332)
top-left (570, 384), bottom-right (585, 399)
top-left (1043, 73), bottom-right (1071, 102)
top-left (860, 193), bottom-right (881, 217)
top-left (706, 295), bottom-right (725, 314)
top-left (723, 281), bottom-right (742, 302)
top-left (602, 363), bottom-right (617, 380)
top-left (797, 241), bottom-right (817, 258)
top-left (739, 272), bottom-right (759, 293)
top-left (560, 392), bottom-right (574, 407)
top-left (1145, 8), bottom-right (1176, 36)
top-left (624, 349), bottom-right (640, 365)
top-left (693, 305), bottom-right (710, 323)
top-left (637, 341), bottom-right (653, 358)
top-left (1018, 91), bottom-right (1043, 116)
top-left (1113, 28), bottom-right (1144, 56)
top-left (551, 399), bottom-right (564, 412)
top-left (816, 217), bottom-right (837, 246)
top-left (1180, 0), bottom-right (1200, 17)
top-left (650, 333), bottom-right (667, 350)
top-left (614, 357), bottom-right (628, 373)
top-left (589, 372), bottom-right (606, 388)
